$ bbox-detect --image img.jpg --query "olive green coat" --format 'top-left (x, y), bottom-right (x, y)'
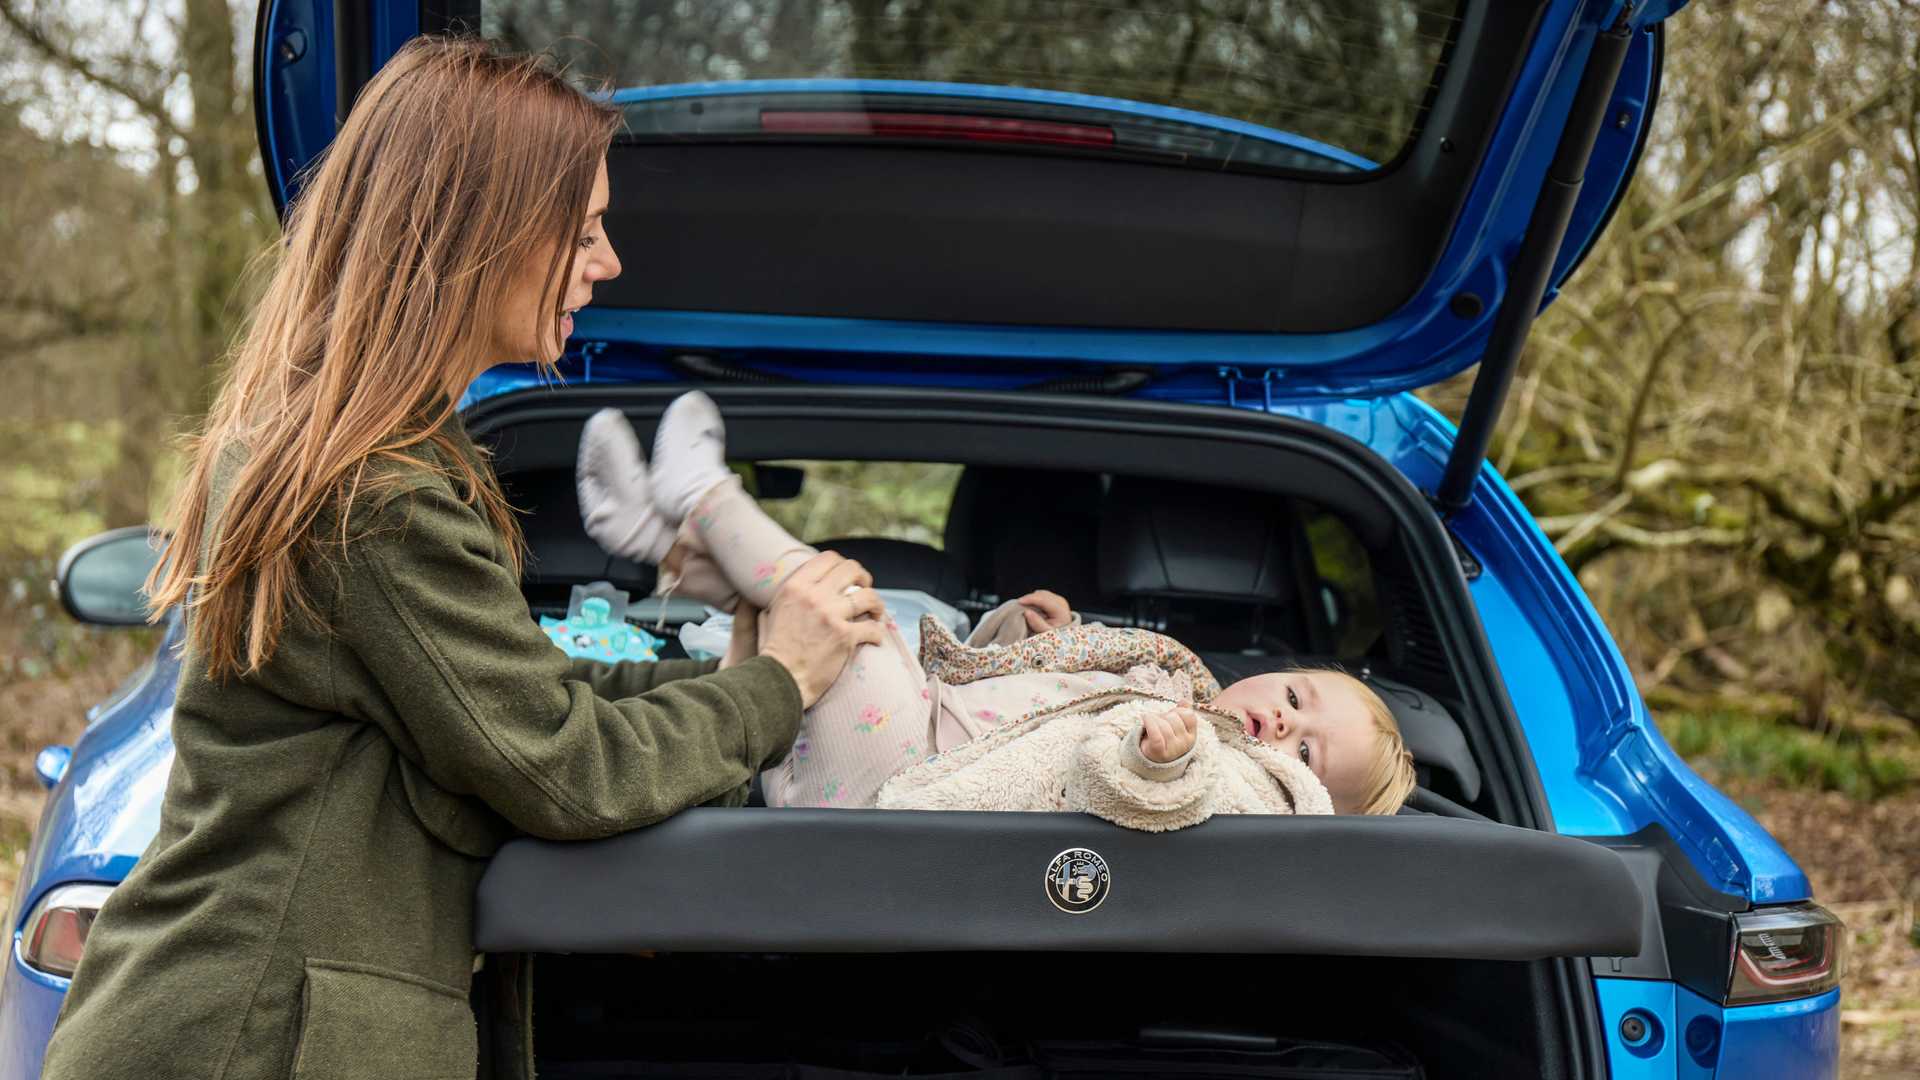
top-left (41, 430), bottom-right (801, 1080)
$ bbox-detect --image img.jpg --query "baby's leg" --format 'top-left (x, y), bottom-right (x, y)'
top-left (763, 622), bottom-right (935, 808)
top-left (677, 476), bottom-right (937, 808)
top-left (677, 475), bottom-right (817, 609)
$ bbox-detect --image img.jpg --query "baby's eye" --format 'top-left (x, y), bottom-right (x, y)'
top-left (1299, 741), bottom-right (1311, 766)
top-left (1286, 686), bottom-right (1300, 710)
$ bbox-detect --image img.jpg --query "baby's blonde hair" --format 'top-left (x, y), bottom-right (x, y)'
top-left (1322, 670), bottom-right (1418, 815)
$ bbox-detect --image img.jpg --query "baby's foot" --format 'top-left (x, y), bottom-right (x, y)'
top-left (651, 390), bottom-right (732, 524)
top-left (576, 408), bottom-right (674, 564)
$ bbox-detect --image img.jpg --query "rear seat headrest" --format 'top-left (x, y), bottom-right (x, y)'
top-left (1098, 477), bottom-right (1293, 602)
top-left (1361, 671), bottom-right (1483, 804)
top-left (945, 467), bottom-right (1107, 604)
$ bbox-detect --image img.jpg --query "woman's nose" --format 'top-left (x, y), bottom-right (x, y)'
top-left (595, 243), bottom-right (622, 283)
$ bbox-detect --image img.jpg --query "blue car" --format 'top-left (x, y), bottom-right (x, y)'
top-left (3, 1), bottom-right (1847, 1077)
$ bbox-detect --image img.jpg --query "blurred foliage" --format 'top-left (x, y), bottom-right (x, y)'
top-left (0, 421), bottom-right (122, 557)
top-left (1304, 512), bottom-right (1382, 658)
top-left (1658, 710), bottom-right (1916, 801)
top-left (757, 461), bottom-right (962, 547)
top-left (1422, 1), bottom-right (1920, 752)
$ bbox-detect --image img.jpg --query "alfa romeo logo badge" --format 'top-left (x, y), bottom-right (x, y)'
top-left (1045, 847), bottom-right (1111, 914)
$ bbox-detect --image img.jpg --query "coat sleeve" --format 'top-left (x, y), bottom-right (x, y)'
top-left (564, 656), bottom-right (720, 701)
top-left (335, 483), bottom-right (801, 840)
top-left (1065, 705), bottom-right (1220, 832)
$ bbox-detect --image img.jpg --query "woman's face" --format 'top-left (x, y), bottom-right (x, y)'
top-left (488, 156), bottom-right (620, 367)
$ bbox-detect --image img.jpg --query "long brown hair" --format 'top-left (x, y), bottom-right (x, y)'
top-left (147, 36), bottom-right (619, 679)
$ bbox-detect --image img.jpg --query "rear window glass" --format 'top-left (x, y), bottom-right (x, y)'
top-left (754, 460), bottom-right (962, 546)
top-left (1303, 509), bottom-right (1382, 658)
top-left (482, 1), bottom-right (1463, 173)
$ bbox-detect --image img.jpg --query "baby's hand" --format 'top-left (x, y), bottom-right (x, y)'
top-left (1140, 705), bottom-right (1200, 764)
top-left (1017, 589), bottom-right (1072, 634)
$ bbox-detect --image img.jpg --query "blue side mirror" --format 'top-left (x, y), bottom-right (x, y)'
top-left (35, 745), bottom-right (72, 789)
top-left (55, 526), bottom-right (163, 627)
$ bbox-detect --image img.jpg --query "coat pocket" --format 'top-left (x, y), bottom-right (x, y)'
top-left (291, 959), bottom-right (477, 1080)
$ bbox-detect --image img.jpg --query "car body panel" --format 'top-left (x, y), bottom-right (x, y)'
top-left (1375, 394), bottom-right (1807, 902)
top-left (1592, 978), bottom-right (1715, 1080)
top-left (6, 621), bottom-right (179, 930)
top-left (1716, 987), bottom-right (1843, 1080)
top-left (0, 949), bottom-right (66, 1080)
top-left (1592, 979), bottom-right (1841, 1080)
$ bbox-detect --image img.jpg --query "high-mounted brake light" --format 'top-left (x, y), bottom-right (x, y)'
top-left (19, 883), bottom-right (114, 979)
top-left (1726, 904), bottom-right (1847, 1006)
top-left (760, 110), bottom-right (1116, 149)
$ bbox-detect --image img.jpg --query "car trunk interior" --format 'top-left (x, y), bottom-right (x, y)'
top-left (465, 385), bottom-right (1613, 1079)
top-left (523, 951), bottom-right (1583, 1080)
top-left (476, 385), bottom-right (1514, 820)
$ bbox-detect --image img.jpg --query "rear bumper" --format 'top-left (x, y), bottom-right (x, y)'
top-left (1720, 988), bottom-right (1842, 1079)
top-left (1594, 978), bottom-right (1840, 1079)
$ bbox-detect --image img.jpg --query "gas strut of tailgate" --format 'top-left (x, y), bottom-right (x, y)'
top-left (1433, 8), bottom-right (1636, 517)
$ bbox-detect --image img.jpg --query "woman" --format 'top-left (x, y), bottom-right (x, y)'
top-left (42, 37), bottom-right (882, 1080)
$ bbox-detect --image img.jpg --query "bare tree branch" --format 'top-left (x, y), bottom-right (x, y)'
top-left (0, 290), bottom-right (144, 338)
top-left (0, 2), bottom-right (187, 143)
top-left (1545, 490), bottom-right (1633, 554)
top-left (1632, 68), bottom-right (1920, 242)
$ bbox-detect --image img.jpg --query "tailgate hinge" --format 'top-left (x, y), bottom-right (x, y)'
top-left (1217, 366), bottom-right (1281, 411)
top-left (570, 339), bottom-right (608, 384)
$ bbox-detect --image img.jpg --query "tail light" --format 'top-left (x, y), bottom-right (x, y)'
top-left (19, 883), bottom-right (115, 978)
top-left (1726, 903), bottom-right (1847, 1005)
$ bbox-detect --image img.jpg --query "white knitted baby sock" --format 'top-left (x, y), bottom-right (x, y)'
top-left (650, 390), bottom-right (733, 524)
top-left (576, 408), bottom-right (675, 564)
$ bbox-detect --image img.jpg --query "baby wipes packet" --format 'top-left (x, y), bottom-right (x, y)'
top-left (540, 581), bottom-right (662, 664)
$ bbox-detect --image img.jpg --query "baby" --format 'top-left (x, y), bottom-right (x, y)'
top-left (577, 392), bottom-right (1418, 828)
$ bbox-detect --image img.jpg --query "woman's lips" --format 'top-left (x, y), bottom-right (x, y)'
top-left (561, 311), bottom-right (574, 338)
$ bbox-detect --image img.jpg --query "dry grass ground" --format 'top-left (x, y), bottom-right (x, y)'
top-left (1700, 774), bottom-right (1920, 1079)
top-left (0, 645), bottom-right (1913, 1075)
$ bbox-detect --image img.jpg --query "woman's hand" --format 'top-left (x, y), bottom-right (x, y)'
top-left (1140, 705), bottom-right (1200, 764)
top-left (757, 552), bottom-right (887, 707)
top-left (1017, 589), bottom-right (1072, 634)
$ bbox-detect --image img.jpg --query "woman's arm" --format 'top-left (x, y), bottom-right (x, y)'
top-left (335, 483), bottom-right (802, 841)
top-left (564, 656), bottom-right (719, 700)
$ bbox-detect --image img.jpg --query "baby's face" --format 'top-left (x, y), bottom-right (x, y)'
top-left (1210, 671), bottom-right (1376, 814)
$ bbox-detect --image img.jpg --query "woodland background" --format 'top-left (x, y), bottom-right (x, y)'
top-left (0, 1), bottom-right (1916, 1073)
